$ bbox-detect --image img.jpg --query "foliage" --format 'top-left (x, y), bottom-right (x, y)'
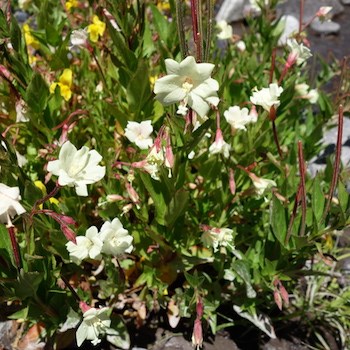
top-left (0, 0), bottom-right (349, 348)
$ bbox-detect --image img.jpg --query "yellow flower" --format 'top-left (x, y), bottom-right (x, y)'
top-left (87, 15), bottom-right (106, 43)
top-left (23, 24), bottom-right (40, 49)
top-left (157, 1), bottom-right (170, 11)
top-left (34, 181), bottom-right (59, 206)
top-left (149, 75), bottom-right (158, 89)
top-left (65, 0), bottom-right (78, 11)
top-left (50, 69), bottom-right (73, 101)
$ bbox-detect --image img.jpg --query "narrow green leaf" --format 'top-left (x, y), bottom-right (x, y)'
top-left (338, 180), bottom-right (349, 214)
top-left (165, 189), bottom-right (189, 228)
top-left (270, 194), bottom-right (287, 245)
top-left (312, 174), bottom-right (325, 223)
top-left (232, 260), bottom-right (256, 298)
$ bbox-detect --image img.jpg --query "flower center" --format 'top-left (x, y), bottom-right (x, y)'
top-left (182, 78), bottom-right (194, 93)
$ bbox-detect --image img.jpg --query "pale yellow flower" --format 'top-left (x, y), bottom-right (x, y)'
top-left (50, 69), bottom-right (73, 101)
top-left (87, 16), bottom-right (106, 43)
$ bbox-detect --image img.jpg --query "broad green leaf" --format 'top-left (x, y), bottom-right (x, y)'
top-left (165, 189), bottom-right (189, 228)
top-left (232, 260), bottom-right (256, 298)
top-left (184, 271), bottom-right (205, 289)
top-left (26, 73), bottom-right (49, 113)
top-left (270, 194), bottom-right (287, 245)
top-left (12, 269), bottom-right (43, 300)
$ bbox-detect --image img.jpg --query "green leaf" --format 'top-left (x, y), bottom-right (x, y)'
top-left (165, 189), bottom-right (189, 228)
top-left (126, 60), bottom-right (152, 116)
top-left (150, 5), bottom-right (170, 44)
top-left (270, 194), bottom-right (287, 245)
top-left (13, 269), bottom-right (44, 300)
top-left (338, 180), bottom-right (349, 214)
top-left (312, 174), bottom-right (325, 223)
top-left (26, 73), bottom-right (49, 113)
top-left (139, 173), bottom-right (168, 226)
top-left (184, 271), bottom-right (205, 288)
top-left (232, 260), bottom-right (256, 298)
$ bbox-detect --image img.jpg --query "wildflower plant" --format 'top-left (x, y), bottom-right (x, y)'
top-left (0, 0), bottom-right (349, 349)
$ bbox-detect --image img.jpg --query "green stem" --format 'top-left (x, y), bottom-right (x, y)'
top-left (204, 0), bottom-right (214, 62)
top-left (175, 0), bottom-right (188, 59)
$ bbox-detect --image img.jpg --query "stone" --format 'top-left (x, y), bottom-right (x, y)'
top-left (341, 0), bottom-right (350, 4)
top-left (310, 18), bottom-right (341, 34)
top-left (216, 0), bottom-right (248, 23)
top-left (278, 15), bottom-right (300, 45)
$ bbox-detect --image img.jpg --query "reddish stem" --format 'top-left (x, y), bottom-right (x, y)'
top-left (190, 0), bottom-right (201, 62)
top-left (299, 0), bottom-right (304, 33)
top-left (298, 141), bottom-right (307, 236)
top-left (322, 105), bottom-right (344, 221)
top-left (7, 226), bottom-right (21, 269)
top-left (272, 121), bottom-right (283, 158)
top-left (285, 185), bottom-right (302, 245)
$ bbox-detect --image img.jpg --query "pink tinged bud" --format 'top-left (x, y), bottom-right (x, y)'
top-left (274, 288), bottom-right (283, 311)
top-left (59, 124), bottom-right (69, 146)
top-left (279, 283), bottom-right (289, 307)
top-left (286, 52), bottom-right (298, 69)
top-left (59, 215), bottom-right (77, 226)
top-left (249, 105), bottom-right (258, 121)
top-left (61, 225), bottom-right (77, 244)
top-left (215, 128), bottom-right (224, 144)
top-left (229, 168), bottom-right (236, 195)
top-left (0, 65), bottom-right (12, 81)
top-left (107, 194), bottom-right (124, 202)
top-left (316, 6), bottom-right (332, 17)
top-left (192, 318), bottom-right (203, 349)
top-left (125, 182), bottom-right (139, 204)
top-left (196, 297), bottom-right (204, 318)
top-left (79, 301), bottom-right (91, 313)
top-left (165, 136), bottom-right (174, 169)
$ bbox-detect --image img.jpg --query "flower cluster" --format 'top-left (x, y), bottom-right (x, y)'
top-left (66, 217), bottom-right (133, 264)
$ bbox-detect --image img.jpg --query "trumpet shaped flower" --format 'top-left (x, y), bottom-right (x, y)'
top-left (87, 15), bottom-right (106, 42)
top-left (100, 218), bottom-right (133, 256)
top-left (250, 83), bottom-right (283, 113)
top-left (201, 227), bottom-right (234, 252)
top-left (47, 141), bottom-right (105, 196)
top-left (125, 121), bottom-right (153, 150)
top-left (69, 29), bottom-right (88, 50)
top-left (154, 56), bottom-right (219, 118)
top-left (0, 184), bottom-right (26, 225)
top-left (216, 20), bottom-right (233, 40)
top-left (286, 39), bottom-right (312, 66)
top-left (76, 304), bottom-right (111, 346)
top-left (224, 105), bottom-right (257, 131)
top-left (66, 226), bottom-right (103, 264)
top-left (50, 69), bottom-right (73, 101)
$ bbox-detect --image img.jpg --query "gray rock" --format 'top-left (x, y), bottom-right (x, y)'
top-left (341, 0), bottom-right (350, 4)
top-left (310, 18), bottom-right (341, 34)
top-left (278, 15), bottom-right (300, 45)
top-left (216, 0), bottom-right (248, 23)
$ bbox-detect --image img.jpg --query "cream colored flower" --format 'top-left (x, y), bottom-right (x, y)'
top-left (201, 227), bottom-right (234, 252)
top-left (287, 39), bottom-right (312, 66)
top-left (224, 105), bottom-right (256, 131)
top-left (216, 20), bottom-right (233, 40)
top-left (100, 218), bottom-right (133, 256)
top-left (76, 307), bottom-right (111, 346)
top-left (154, 56), bottom-right (219, 117)
top-left (250, 83), bottom-right (283, 112)
top-left (125, 121), bottom-right (153, 150)
top-left (0, 184), bottom-right (26, 225)
top-left (47, 141), bottom-right (105, 196)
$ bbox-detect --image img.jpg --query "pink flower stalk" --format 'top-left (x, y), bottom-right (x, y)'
top-left (273, 279), bottom-right (289, 310)
top-left (192, 318), bottom-right (203, 349)
top-left (229, 168), bottom-right (236, 195)
top-left (79, 301), bottom-right (91, 313)
top-left (125, 182), bottom-right (140, 204)
top-left (165, 132), bottom-right (174, 170)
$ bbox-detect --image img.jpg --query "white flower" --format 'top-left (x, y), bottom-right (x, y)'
top-left (66, 226), bottom-right (103, 264)
top-left (295, 84), bottom-right (319, 104)
top-left (47, 141), bottom-right (105, 196)
top-left (76, 307), bottom-right (111, 347)
top-left (316, 6), bottom-right (332, 22)
top-left (307, 89), bottom-right (319, 104)
top-left (250, 83), bottom-right (283, 112)
top-left (216, 20), bottom-right (233, 40)
top-left (144, 146), bottom-right (165, 180)
top-left (209, 129), bottom-right (231, 158)
top-left (100, 218), bottom-right (133, 256)
top-left (15, 99), bottom-right (29, 123)
top-left (69, 29), bottom-right (88, 50)
top-left (154, 56), bottom-right (220, 118)
top-left (286, 39), bottom-right (312, 66)
top-left (236, 40), bottom-right (246, 52)
top-left (0, 184), bottom-right (26, 225)
top-left (124, 121), bottom-right (153, 150)
top-left (251, 176), bottom-right (277, 195)
top-left (224, 105), bottom-right (256, 131)
top-left (201, 227), bottom-right (234, 252)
